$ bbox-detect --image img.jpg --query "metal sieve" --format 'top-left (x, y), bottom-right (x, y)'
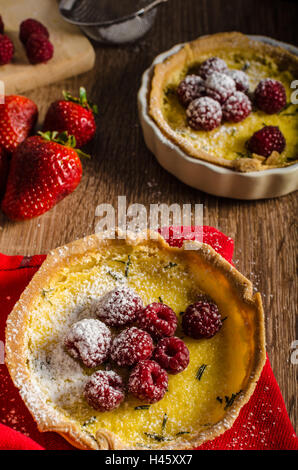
top-left (59, 0), bottom-right (168, 44)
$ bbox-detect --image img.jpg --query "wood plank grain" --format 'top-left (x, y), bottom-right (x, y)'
top-left (0, 0), bottom-right (297, 433)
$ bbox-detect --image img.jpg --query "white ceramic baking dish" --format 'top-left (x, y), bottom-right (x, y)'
top-left (138, 35), bottom-right (298, 200)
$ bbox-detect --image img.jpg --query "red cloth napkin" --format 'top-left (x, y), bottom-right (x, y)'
top-left (0, 227), bottom-right (297, 450)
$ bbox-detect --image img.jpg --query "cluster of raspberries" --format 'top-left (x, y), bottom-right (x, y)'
top-left (0, 16), bottom-right (53, 66)
top-left (63, 286), bottom-right (222, 412)
top-left (177, 56), bottom-right (287, 157)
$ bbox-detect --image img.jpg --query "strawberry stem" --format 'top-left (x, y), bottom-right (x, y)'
top-left (62, 87), bottom-right (98, 115)
top-left (37, 131), bottom-right (90, 158)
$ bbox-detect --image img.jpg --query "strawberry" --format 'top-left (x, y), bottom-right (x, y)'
top-left (1, 131), bottom-right (89, 220)
top-left (0, 95), bottom-right (38, 153)
top-left (43, 87), bottom-right (97, 147)
top-left (0, 146), bottom-right (9, 198)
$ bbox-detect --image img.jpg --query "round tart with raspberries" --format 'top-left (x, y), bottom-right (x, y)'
top-left (5, 231), bottom-right (265, 450)
top-left (149, 32), bottom-right (298, 172)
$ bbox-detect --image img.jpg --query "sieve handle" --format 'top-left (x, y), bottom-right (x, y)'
top-left (138, 0), bottom-right (168, 16)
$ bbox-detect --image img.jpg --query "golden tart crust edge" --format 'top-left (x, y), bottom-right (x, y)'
top-left (149, 31), bottom-right (298, 171)
top-left (5, 230), bottom-right (266, 450)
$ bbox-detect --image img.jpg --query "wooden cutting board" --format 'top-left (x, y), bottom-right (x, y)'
top-left (0, 0), bottom-right (95, 94)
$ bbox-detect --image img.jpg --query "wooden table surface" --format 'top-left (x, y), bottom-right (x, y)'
top-left (0, 0), bottom-right (297, 433)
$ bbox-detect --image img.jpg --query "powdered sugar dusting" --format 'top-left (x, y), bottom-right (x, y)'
top-left (110, 327), bottom-right (153, 366)
top-left (224, 69), bottom-right (249, 92)
top-left (222, 91), bottom-right (252, 123)
top-left (84, 370), bottom-right (125, 412)
top-left (177, 75), bottom-right (205, 107)
top-left (187, 97), bottom-right (222, 131)
top-left (95, 286), bottom-right (143, 327)
top-left (199, 57), bottom-right (228, 79)
top-left (64, 318), bottom-right (111, 368)
top-left (205, 72), bottom-right (236, 104)
top-left (5, 240), bottom-right (263, 449)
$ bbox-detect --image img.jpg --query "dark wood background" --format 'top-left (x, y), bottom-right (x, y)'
top-left (0, 0), bottom-right (297, 432)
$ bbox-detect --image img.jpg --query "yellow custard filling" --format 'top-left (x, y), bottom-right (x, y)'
top-left (162, 51), bottom-right (298, 164)
top-left (26, 243), bottom-right (256, 449)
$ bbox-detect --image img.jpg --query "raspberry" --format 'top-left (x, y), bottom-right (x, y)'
top-left (254, 78), bottom-right (286, 114)
top-left (84, 370), bottom-right (125, 412)
top-left (19, 18), bottom-right (49, 45)
top-left (246, 125), bottom-right (286, 157)
top-left (128, 360), bottom-right (168, 404)
top-left (64, 319), bottom-right (111, 368)
top-left (136, 302), bottom-right (177, 340)
top-left (205, 72), bottom-right (236, 104)
top-left (0, 16), bottom-right (4, 34)
top-left (177, 75), bottom-right (206, 107)
top-left (186, 96), bottom-right (222, 131)
top-left (224, 69), bottom-right (249, 93)
top-left (153, 336), bottom-right (189, 374)
top-left (110, 327), bottom-right (153, 367)
top-left (0, 34), bottom-right (14, 65)
top-left (199, 57), bottom-right (228, 79)
top-left (182, 301), bottom-right (222, 339)
top-left (25, 33), bottom-right (54, 64)
top-left (222, 91), bottom-right (252, 123)
top-left (95, 287), bottom-right (143, 327)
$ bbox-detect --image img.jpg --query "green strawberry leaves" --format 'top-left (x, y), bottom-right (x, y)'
top-left (62, 87), bottom-right (98, 115)
top-left (38, 131), bottom-right (90, 159)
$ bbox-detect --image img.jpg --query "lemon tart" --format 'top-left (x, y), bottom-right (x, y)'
top-left (5, 231), bottom-right (266, 449)
top-left (149, 32), bottom-right (298, 171)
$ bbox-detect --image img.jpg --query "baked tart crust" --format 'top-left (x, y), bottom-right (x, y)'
top-left (5, 230), bottom-right (266, 450)
top-left (149, 32), bottom-right (298, 171)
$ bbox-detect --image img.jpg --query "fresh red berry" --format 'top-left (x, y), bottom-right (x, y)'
top-left (110, 327), bottom-right (153, 367)
top-left (182, 301), bottom-right (222, 339)
top-left (186, 96), bottom-right (222, 131)
top-left (0, 146), bottom-right (9, 198)
top-left (0, 95), bottom-right (38, 153)
top-left (0, 16), bottom-right (4, 34)
top-left (222, 91), bottom-right (252, 123)
top-left (205, 72), bottom-right (236, 104)
top-left (95, 287), bottom-right (143, 327)
top-left (25, 33), bottom-right (53, 64)
top-left (84, 370), bottom-right (125, 411)
top-left (43, 87), bottom-right (97, 148)
top-left (136, 302), bottom-right (177, 340)
top-left (19, 18), bottom-right (49, 44)
top-left (246, 125), bottom-right (286, 157)
top-left (254, 78), bottom-right (286, 114)
top-left (128, 360), bottom-right (168, 404)
top-left (177, 75), bottom-right (206, 107)
top-left (0, 34), bottom-right (14, 65)
top-left (199, 57), bottom-right (228, 79)
top-left (153, 336), bottom-right (189, 375)
top-left (224, 69), bottom-right (249, 93)
top-left (1, 132), bottom-right (84, 220)
top-left (64, 319), bottom-right (111, 368)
